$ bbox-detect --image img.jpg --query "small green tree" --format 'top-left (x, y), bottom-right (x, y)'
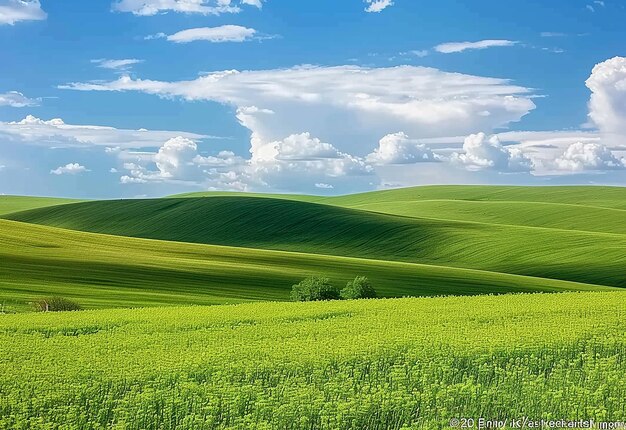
top-left (291, 276), bottom-right (341, 301)
top-left (341, 276), bottom-right (377, 300)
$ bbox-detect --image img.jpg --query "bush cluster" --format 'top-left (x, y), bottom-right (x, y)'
top-left (291, 276), bottom-right (377, 302)
top-left (34, 297), bottom-right (82, 312)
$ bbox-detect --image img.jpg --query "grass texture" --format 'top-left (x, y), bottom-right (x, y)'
top-left (1, 219), bottom-right (609, 312)
top-left (0, 292), bottom-right (624, 429)
top-left (6, 188), bottom-right (626, 288)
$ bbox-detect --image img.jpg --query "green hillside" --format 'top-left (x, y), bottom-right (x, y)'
top-left (0, 219), bottom-right (610, 312)
top-left (326, 185), bottom-right (626, 210)
top-left (6, 194), bottom-right (626, 288)
top-left (178, 185), bottom-right (626, 234)
top-left (0, 195), bottom-right (82, 216)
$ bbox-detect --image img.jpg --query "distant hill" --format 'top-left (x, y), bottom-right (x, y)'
top-left (1, 219), bottom-right (608, 312)
top-left (0, 195), bottom-right (83, 216)
top-left (4, 186), bottom-right (626, 288)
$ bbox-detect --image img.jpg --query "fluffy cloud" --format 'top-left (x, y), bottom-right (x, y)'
top-left (164, 25), bottom-right (257, 43)
top-left (366, 132), bottom-right (438, 165)
top-left (0, 115), bottom-right (211, 149)
top-left (118, 132), bottom-right (373, 193)
top-left (364, 0), bottom-right (393, 13)
top-left (435, 40), bottom-right (518, 54)
top-left (61, 65), bottom-right (536, 162)
top-left (451, 132), bottom-right (533, 172)
top-left (112, 0), bottom-right (261, 16)
top-left (91, 58), bottom-right (144, 71)
top-left (0, 91), bottom-right (38, 107)
top-left (0, 0), bottom-right (46, 25)
top-left (118, 136), bottom-right (249, 189)
top-left (586, 56), bottom-right (626, 146)
top-left (50, 163), bottom-right (89, 175)
top-left (250, 132), bottom-right (373, 192)
top-left (553, 142), bottom-right (625, 171)
top-left (60, 64), bottom-right (540, 192)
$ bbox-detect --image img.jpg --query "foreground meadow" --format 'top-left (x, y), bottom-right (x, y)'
top-left (1, 292), bottom-right (625, 429)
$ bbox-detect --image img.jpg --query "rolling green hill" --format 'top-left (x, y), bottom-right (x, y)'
top-left (178, 185), bottom-right (626, 234)
top-left (5, 193), bottom-right (626, 288)
top-left (0, 195), bottom-right (83, 216)
top-left (1, 219), bottom-right (609, 312)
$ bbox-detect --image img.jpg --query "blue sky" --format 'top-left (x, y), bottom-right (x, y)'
top-left (1, 0), bottom-right (625, 198)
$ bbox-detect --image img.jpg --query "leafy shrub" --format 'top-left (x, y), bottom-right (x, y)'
top-left (291, 276), bottom-right (341, 301)
top-left (34, 297), bottom-right (82, 312)
top-left (341, 276), bottom-right (377, 300)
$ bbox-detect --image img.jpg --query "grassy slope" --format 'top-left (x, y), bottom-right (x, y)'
top-left (6, 194), bottom-right (626, 288)
top-left (326, 185), bottom-right (626, 210)
top-left (329, 185), bottom-right (626, 235)
top-left (179, 185), bottom-right (626, 233)
top-left (0, 195), bottom-right (82, 216)
top-left (0, 219), bottom-right (610, 312)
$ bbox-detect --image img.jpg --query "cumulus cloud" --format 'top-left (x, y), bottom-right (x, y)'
top-left (118, 136), bottom-right (249, 189)
top-left (117, 132), bottom-right (373, 193)
top-left (112, 0), bottom-right (260, 16)
top-left (451, 132), bottom-right (533, 172)
top-left (250, 132), bottom-right (373, 192)
top-left (0, 91), bottom-right (39, 107)
top-left (50, 163), bottom-right (89, 175)
top-left (434, 40), bottom-right (518, 54)
top-left (0, 0), bottom-right (46, 25)
top-left (60, 65), bottom-right (536, 163)
top-left (366, 132), bottom-right (438, 165)
top-left (0, 115), bottom-right (212, 149)
top-left (553, 142), bottom-right (625, 171)
top-left (364, 0), bottom-right (393, 13)
top-left (164, 25), bottom-right (258, 43)
top-left (91, 58), bottom-right (144, 71)
top-left (586, 56), bottom-right (626, 146)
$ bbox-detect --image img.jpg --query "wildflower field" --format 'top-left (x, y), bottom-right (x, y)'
top-left (1, 292), bottom-right (625, 429)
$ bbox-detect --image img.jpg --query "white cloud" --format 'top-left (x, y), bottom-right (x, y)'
top-left (451, 132), bottom-right (533, 172)
top-left (0, 115), bottom-right (212, 149)
top-left (117, 132), bottom-right (373, 193)
top-left (409, 50), bottom-right (429, 58)
top-left (540, 32), bottom-right (567, 37)
top-left (586, 56), bottom-right (626, 147)
top-left (154, 136), bottom-right (201, 179)
top-left (364, 0), bottom-right (393, 13)
top-left (587, 1), bottom-right (605, 12)
top-left (553, 142), bottom-right (625, 171)
top-left (0, 0), bottom-right (46, 25)
top-left (118, 136), bottom-right (249, 189)
top-left (50, 163), bottom-right (89, 175)
top-left (61, 65), bottom-right (536, 164)
top-left (249, 132), bottom-right (373, 192)
top-left (164, 25), bottom-right (257, 43)
top-left (315, 183), bottom-right (334, 189)
top-left (0, 91), bottom-right (38, 107)
top-left (112, 0), bottom-right (260, 16)
top-left (366, 132), bottom-right (438, 165)
top-left (435, 40), bottom-right (518, 54)
top-left (91, 58), bottom-right (144, 71)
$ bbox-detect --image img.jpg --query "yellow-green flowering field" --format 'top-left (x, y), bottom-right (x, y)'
top-left (1, 292), bottom-right (624, 429)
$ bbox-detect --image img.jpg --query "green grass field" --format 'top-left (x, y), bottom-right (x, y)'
top-left (5, 187), bottom-right (626, 288)
top-left (1, 186), bottom-right (625, 428)
top-left (0, 195), bottom-right (83, 216)
top-left (1, 292), bottom-right (624, 429)
top-left (2, 219), bottom-right (609, 313)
